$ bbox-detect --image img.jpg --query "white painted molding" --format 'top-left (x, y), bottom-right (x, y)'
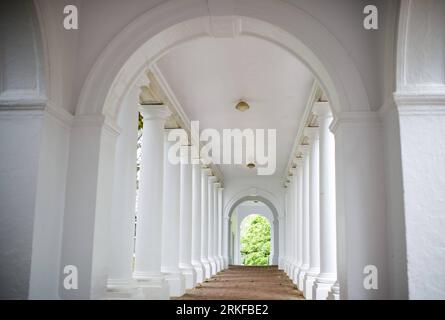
top-left (330, 111), bottom-right (382, 134)
top-left (394, 92), bottom-right (445, 106)
top-left (283, 81), bottom-right (320, 180)
top-left (45, 102), bottom-right (74, 128)
top-left (150, 64), bottom-right (225, 184)
top-left (0, 99), bottom-right (74, 128)
top-left (73, 114), bottom-right (121, 137)
top-left (0, 95), bottom-right (47, 109)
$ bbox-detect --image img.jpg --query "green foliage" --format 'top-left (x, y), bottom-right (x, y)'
top-left (138, 113), bottom-right (143, 130)
top-left (240, 215), bottom-right (271, 266)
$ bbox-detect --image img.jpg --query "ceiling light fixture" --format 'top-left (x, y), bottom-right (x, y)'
top-left (246, 162), bottom-right (256, 169)
top-left (235, 100), bottom-right (250, 112)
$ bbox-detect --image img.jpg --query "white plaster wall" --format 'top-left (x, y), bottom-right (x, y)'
top-left (0, 0), bottom-right (44, 101)
top-left (107, 91), bottom-right (138, 282)
top-left (398, 110), bottom-right (445, 299)
top-left (59, 120), bottom-right (118, 299)
top-left (382, 107), bottom-right (408, 299)
top-left (28, 108), bottom-right (71, 299)
top-left (287, 0), bottom-right (393, 110)
top-left (394, 0), bottom-right (445, 299)
top-left (0, 110), bottom-right (43, 299)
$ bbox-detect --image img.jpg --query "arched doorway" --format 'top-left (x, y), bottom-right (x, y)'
top-left (225, 191), bottom-right (280, 267)
top-left (237, 209), bottom-right (272, 266)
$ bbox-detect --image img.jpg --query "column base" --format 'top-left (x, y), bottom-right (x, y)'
top-left (288, 262), bottom-right (295, 279)
top-left (303, 268), bottom-right (320, 300)
top-left (327, 280), bottom-right (340, 300)
top-left (105, 279), bottom-right (145, 300)
top-left (208, 257), bottom-right (217, 276)
top-left (163, 272), bottom-right (185, 297)
top-left (132, 272), bottom-right (170, 300)
top-left (223, 257), bottom-right (229, 269)
top-left (214, 257), bottom-right (222, 272)
top-left (270, 254), bottom-right (279, 265)
top-left (201, 259), bottom-right (211, 279)
top-left (218, 256), bottom-right (225, 270)
top-left (180, 264), bottom-right (197, 289)
top-left (278, 257), bottom-right (284, 270)
top-left (297, 264), bottom-right (309, 290)
top-left (192, 260), bottom-right (205, 284)
top-left (292, 264), bottom-right (301, 285)
top-left (313, 273), bottom-right (336, 300)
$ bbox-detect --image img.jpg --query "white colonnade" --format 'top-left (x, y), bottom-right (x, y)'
top-left (282, 101), bottom-right (339, 300)
top-left (121, 104), bottom-right (226, 299)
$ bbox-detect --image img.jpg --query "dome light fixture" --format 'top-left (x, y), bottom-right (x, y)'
top-left (235, 100), bottom-right (250, 112)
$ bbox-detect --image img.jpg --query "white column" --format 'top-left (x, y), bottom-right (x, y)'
top-left (297, 147), bottom-right (310, 290)
top-left (333, 111), bottom-right (388, 299)
top-left (304, 127), bottom-right (321, 299)
top-left (207, 175), bottom-right (217, 275)
top-left (283, 184), bottom-right (288, 273)
top-left (106, 98), bottom-right (138, 299)
top-left (191, 163), bottom-right (205, 283)
top-left (278, 214), bottom-right (286, 270)
top-left (217, 187), bottom-right (225, 270)
top-left (291, 167), bottom-right (299, 278)
top-left (280, 186), bottom-right (288, 271)
top-left (213, 182), bottom-right (221, 272)
top-left (179, 146), bottom-right (197, 289)
top-left (313, 103), bottom-right (338, 299)
top-left (133, 105), bottom-right (170, 300)
top-left (293, 160), bottom-right (303, 285)
top-left (284, 178), bottom-right (291, 275)
top-left (288, 170), bottom-right (296, 279)
top-left (161, 130), bottom-right (185, 297)
top-left (222, 216), bottom-right (230, 268)
top-left (200, 168), bottom-right (211, 278)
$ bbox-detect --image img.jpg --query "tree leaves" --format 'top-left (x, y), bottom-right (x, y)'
top-left (240, 215), bottom-right (271, 266)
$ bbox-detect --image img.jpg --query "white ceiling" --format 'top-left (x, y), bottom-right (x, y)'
top-left (155, 35), bottom-right (314, 181)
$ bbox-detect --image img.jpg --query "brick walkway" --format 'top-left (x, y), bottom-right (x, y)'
top-left (175, 265), bottom-right (304, 300)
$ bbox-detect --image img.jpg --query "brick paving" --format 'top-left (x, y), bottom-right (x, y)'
top-left (175, 265), bottom-right (304, 300)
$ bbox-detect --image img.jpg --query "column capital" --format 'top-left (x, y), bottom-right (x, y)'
top-left (202, 167), bottom-right (212, 175)
top-left (312, 101), bottom-right (332, 118)
top-left (138, 104), bottom-right (171, 120)
top-left (208, 176), bottom-right (217, 183)
top-left (304, 127), bottom-right (320, 142)
top-left (298, 144), bottom-right (310, 156)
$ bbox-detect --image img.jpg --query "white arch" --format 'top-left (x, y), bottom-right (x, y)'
top-left (75, 0), bottom-right (371, 120)
top-left (224, 187), bottom-right (280, 266)
top-left (224, 187), bottom-right (282, 220)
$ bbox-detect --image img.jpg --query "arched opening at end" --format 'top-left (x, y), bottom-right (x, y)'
top-left (228, 198), bottom-right (278, 266)
top-left (240, 214), bottom-right (271, 266)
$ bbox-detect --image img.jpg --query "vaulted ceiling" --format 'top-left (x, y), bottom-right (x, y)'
top-left (154, 35), bottom-right (314, 181)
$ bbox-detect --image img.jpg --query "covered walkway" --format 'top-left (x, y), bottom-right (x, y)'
top-left (176, 266), bottom-right (303, 300)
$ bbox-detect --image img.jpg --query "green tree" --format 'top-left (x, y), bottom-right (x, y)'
top-left (240, 215), bottom-right (271, 266)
